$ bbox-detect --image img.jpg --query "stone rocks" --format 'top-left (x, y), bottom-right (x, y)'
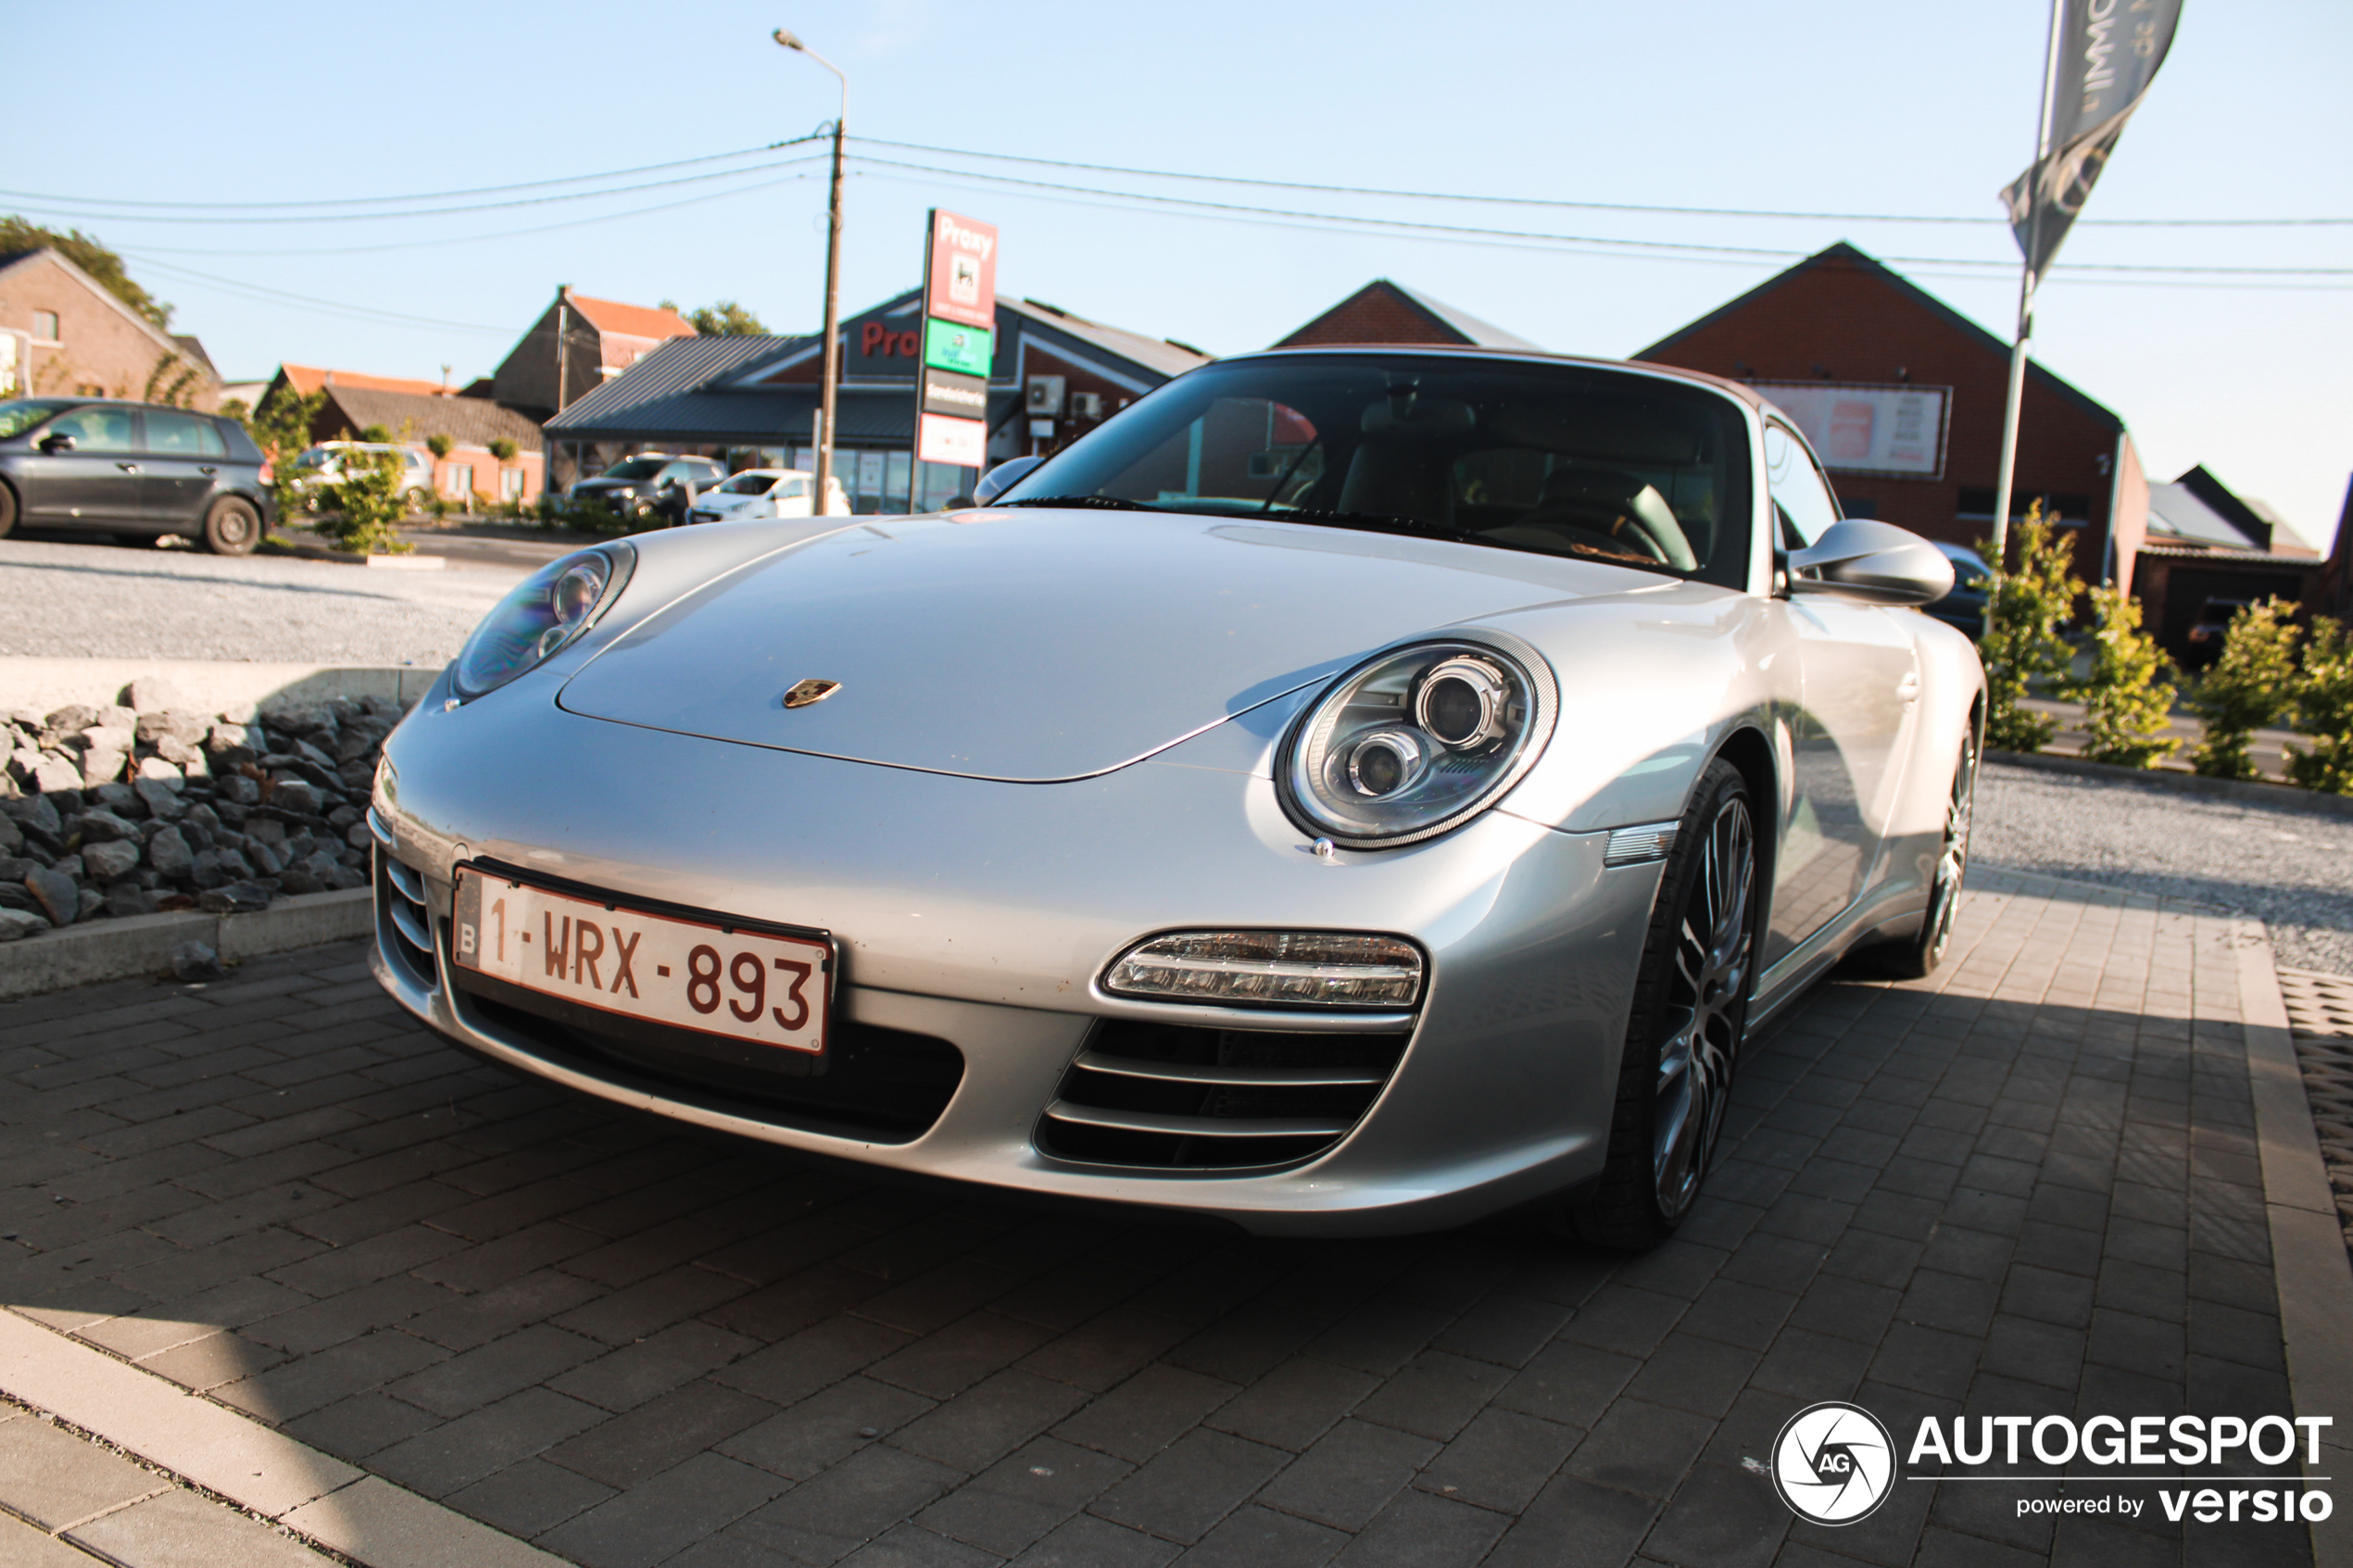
top-left (24, 865), bottom-right (80, 926)
top-left (2, 675), bottom-right (412, 940)
top-left (80, 840), bottom-right (140, 883)
top-left (170, 939), bottom-right (228, 980)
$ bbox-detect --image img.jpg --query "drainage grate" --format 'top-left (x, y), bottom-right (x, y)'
top-left (1038, 1018), bottom-right (1408, 1171)
top-left (2279, 966), bottom-right (2353, 1265)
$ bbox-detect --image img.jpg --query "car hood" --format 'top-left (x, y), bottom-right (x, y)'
top-left (558, 507), bottom-right (1659, 782)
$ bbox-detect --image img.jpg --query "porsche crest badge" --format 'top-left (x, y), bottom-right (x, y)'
top-left (782, 679), bottom-right (842, 709)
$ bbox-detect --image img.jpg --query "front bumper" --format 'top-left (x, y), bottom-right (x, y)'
top-left (368, 684), bottom-right (1664, 1236)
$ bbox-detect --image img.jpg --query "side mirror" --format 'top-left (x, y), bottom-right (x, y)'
top-left (1787, 519), bottom-right (1956, 607)
top-left (38, 433), bottom-right (75, 454)
top-left (973, 454), bottom-right (1045, 506)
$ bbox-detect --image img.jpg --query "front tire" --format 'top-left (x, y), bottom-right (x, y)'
top-left (1574, 759), bottom-right (1760, 1250)
top-left (1866, 732), bottom-right (1978, 980)
top-left (202, 496), bottom-right (261, 556)
top-left (0, 481), bottom-right (16, 539)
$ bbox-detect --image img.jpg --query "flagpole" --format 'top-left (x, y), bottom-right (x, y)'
top-left (1989, 0), bottom-right (2069, 574)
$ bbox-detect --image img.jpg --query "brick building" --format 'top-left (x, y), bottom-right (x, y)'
top-left (0, 248), bottom-right (220, 409)
top-left (493, 289), bottom-right (697, 426)
top-left (261, 364), bottom-right (547, 503)
top-left (546, 290), bottom-right (1208, 514)
top-left (1274, 279), bottom-right (1540, 350)
top-left (1637, 243), bottom-right (2148, 589)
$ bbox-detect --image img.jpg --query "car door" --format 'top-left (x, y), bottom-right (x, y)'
top-left (774, 475), bottom-right (811, 518)
top-left (1762, 422), bottom-right (1921, 967)
top-left (140, 409), bottom-right (229, 531)
top-left (15, 406), bottom-right (145, 527)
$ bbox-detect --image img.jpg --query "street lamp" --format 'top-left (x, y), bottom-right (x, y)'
top-left (774, 27), bottom-right (847, 514)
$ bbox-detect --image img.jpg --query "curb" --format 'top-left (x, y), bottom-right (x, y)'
top-left (0, 1309), bottom-right (560, 1568)
top-left (0, 659), bottom-right (439, 722)
top-left (2235, 920), bottom-right (2353, 1568)
top-left (0, 889), bottom-right (371, 1000)
top-left (1987, 747), bottom-right (2353, 820)
top-left (262, 540), bottom-right (447, 570)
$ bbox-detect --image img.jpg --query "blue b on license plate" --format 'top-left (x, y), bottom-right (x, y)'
top-left (451, 867), bottom-right (829, 1053)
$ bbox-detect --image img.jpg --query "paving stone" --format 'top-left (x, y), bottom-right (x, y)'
top-left (721, 1375), bottom-right (936, 1480)
top-left (891, 1369), bottom-right (1091, 1473)
top-left (369, 1386), bottom-right (608, 1498)
top-left (548, 1318), bottom-right (761, 1412)
top-left (65, 1486), bottom-right (333, 1568)
top-left (1051, 1362), bottom-right (1239, 1462)
top-left (443, 1456), bottom-right (619, 1537)
top-left (1484, 1471), bottom-right (1659, 1568)
top-left (1088, 1427), bottom-right (1290, 1543)
top-left (545, 1379), bottom-right (779, 1489)
top-left (1206, 1355), bottom-right (1378, 1452)
top-left (384, 1322), bottom-right (606, 1416)
top-left (1257, 1416), bottom-right (1434, 1530)
top-left (538, 1451), bottom-right (788, 1568)
top-left (732, 1444), bottom-right (966, 1563)
top-left (0, 1412), bottom-right (166, 1529)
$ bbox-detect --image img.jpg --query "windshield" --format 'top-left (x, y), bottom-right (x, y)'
top-left (717, 473), bottom-right (775, 495)
top-left (599, 458), bottom-right (668, 481)
top-left (0, 400), bottom-right (70, 440)
top-left (999, 355), bottom-right (1754, 587)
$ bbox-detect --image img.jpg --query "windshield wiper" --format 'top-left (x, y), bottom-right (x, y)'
top-left (1263, 506), bottom-right (1477, 543)
top-left (995, 495), bottom-right (1164, 511)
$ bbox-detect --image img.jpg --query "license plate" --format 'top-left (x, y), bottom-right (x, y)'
top-left (451, 867), bottom-right (830, 1053)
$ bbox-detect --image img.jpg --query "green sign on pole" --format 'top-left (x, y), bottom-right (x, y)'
top-left (924, 318), bottom-right (992, 379)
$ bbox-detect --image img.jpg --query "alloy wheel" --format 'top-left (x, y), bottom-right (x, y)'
top-left (1921, 737), bottom-right (1977, 966)
top-left (1652, 794), bottom-right (1755, 1219)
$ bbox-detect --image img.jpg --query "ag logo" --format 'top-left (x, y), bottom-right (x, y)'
top-left (1770, 1402), bottom-right (1895, 1524)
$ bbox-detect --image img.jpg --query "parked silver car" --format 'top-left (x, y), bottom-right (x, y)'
top-left (368, 347), bottom-right (1978, 1247)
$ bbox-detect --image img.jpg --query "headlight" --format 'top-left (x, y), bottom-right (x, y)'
top-left (1278, 634), bottom-right (1557, 849)
top-left (451, 545), bottom-right (634, 701)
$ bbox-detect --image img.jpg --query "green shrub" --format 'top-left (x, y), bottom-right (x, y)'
top-left (1977, 503), bottom-right (2082, 754)
top-left (2287, 616), bottom-right (2353, 795)
top-left (2185, 598), bottom-right (2301, 781)
top-left (2070, 586), bottom-right (2179, 768)
top-left (310, 447), bottom-right (411, 555)
top-left (487, 437), bottom-right (519, 464)
top-left (424, 433), bottom-right (453, 459)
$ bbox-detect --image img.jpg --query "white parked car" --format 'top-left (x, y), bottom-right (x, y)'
top-left (290, 442), bottom-right (434, 511)
top-left (687, 468), bottom-right (848, 524)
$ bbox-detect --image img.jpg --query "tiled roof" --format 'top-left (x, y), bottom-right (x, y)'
top-left (282, 363), bottom-right (450, 398)
top-left (323, 384), bottom-right (545, 453)
top-left (568, 294), bottom-right (697, 342)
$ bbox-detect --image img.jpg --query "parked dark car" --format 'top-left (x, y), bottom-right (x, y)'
top-left (1924, 540), bottom-right (1991, 641)
top-left (0, 398), bottom-right (276, 555)
top-left (568, 454), bottom-right (725, 521)
top-left (2183, 596), bottom-right (2253, 670)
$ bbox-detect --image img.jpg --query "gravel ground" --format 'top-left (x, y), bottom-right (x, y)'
top-left (1972, 760), bottom-right (2353, 975)
top-left (0, 534), bottom-right (523, 666)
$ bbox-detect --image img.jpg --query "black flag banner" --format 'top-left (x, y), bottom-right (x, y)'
top-left (2001, 0), bottom-right (2183, 283)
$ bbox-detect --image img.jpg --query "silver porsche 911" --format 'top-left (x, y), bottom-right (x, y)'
top-left (368, 347), bottom-right (1982, 1248)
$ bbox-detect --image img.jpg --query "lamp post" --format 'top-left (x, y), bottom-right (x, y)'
top-left (774, 27), bottom-right (847, 514)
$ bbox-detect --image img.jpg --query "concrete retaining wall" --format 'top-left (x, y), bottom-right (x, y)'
top-left (0, 887), bottom-right (372, 999)
top-left (2, 659), bottom-right (439, 722)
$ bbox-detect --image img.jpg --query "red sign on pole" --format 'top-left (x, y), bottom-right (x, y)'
top-left (924, 211), bottom-right (999, 332)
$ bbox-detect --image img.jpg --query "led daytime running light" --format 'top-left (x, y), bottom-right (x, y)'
top-left (1104, 931), bottom-right (1424, 1008)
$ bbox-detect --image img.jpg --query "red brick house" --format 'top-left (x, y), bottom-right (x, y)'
top-left (1636, 243), bottom-right (2148, 590)
top-left (1274, 279), bottom-right (1541, 350)
top-left (0, 247), bottom-right (220, 409)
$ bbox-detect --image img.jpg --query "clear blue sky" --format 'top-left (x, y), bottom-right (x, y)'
top-left (19, 0), bottom-right (2348, 546)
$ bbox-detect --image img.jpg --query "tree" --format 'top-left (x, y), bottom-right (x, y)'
top-left (2070, 586), bottom-right (2179, 769)
top-left (1977, 502), bottom-right (2082, 754)
top-left (679, 300), bottom-right (766, 336)
top-left (312, 447), bottom-right (411, 556)
top-left (487, 437), bottom-right (518, 464)
top-left (359, 423), bottom-right (393, 444)
top-left (241, 386), bottom-right (325, 520)
top-left (424, 433), bottom-right (454, 458)
top-left (2286, 617), bottom-right (2353, 796)
top-left (0, 217), bottom-right (172, 329)
top-left (2185, 598), bottom-right (2301, 781)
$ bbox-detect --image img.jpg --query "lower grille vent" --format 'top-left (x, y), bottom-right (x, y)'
top-left (1039, 1019), bottom-right (1407, 1170)
top-left (371, 817), bottom-right (435, 987)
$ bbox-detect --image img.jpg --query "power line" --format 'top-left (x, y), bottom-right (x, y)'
top-left (122, 257), bottom-right (515, 334)
top-left (851, 135), bottom-right (2353, 230)
top-left (0, 136), bottom-right (822, 214)
top-left (6, 149), bottom-right (828, 227)
top-left (115, 164), bottom-right (826, 258)
top-left (846, 167), bottom-right (2353, 293)
top-left (845, 155), bottom-right (2353, 277)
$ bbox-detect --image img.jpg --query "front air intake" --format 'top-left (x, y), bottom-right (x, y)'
top-left (1038, 1018), bottom-right (1408, 1171)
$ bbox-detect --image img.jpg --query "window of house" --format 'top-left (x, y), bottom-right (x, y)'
top-left (444, 463), bottom-right (473, 498)
top-left (501, 467), bottom-right (526, 500)
top-left (33, 311), bottom-right (58, 343)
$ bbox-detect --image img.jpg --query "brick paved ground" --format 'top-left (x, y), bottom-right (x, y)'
top-left (0, 871), bottom-right (2322, 1567)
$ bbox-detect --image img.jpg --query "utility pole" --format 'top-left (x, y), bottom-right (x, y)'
top-left (554, 289), bottom-right (573, 492)
top-left (775, 29), bottom-right (848, 515)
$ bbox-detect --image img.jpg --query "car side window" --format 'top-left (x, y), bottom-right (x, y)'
top-left (782, 478), bottom-right (809, 498)
top-left (1763, 422), bottom-right (1840, 550)
top-left (45, 407), bottom-right (134, 451)
top-left (145, 410), bottom-right (225, 458)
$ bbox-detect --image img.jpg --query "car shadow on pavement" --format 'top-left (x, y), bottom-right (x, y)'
top-left (0, 871), bottom-right (2320, 1567)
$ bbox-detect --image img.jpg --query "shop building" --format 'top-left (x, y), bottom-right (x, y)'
top-left (1636, 243), bottom-right (2148, 589)
top-left (1274, 279), bottom-right (1541, 350)
top-left (543, 290), bottom-right (1208, 513)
